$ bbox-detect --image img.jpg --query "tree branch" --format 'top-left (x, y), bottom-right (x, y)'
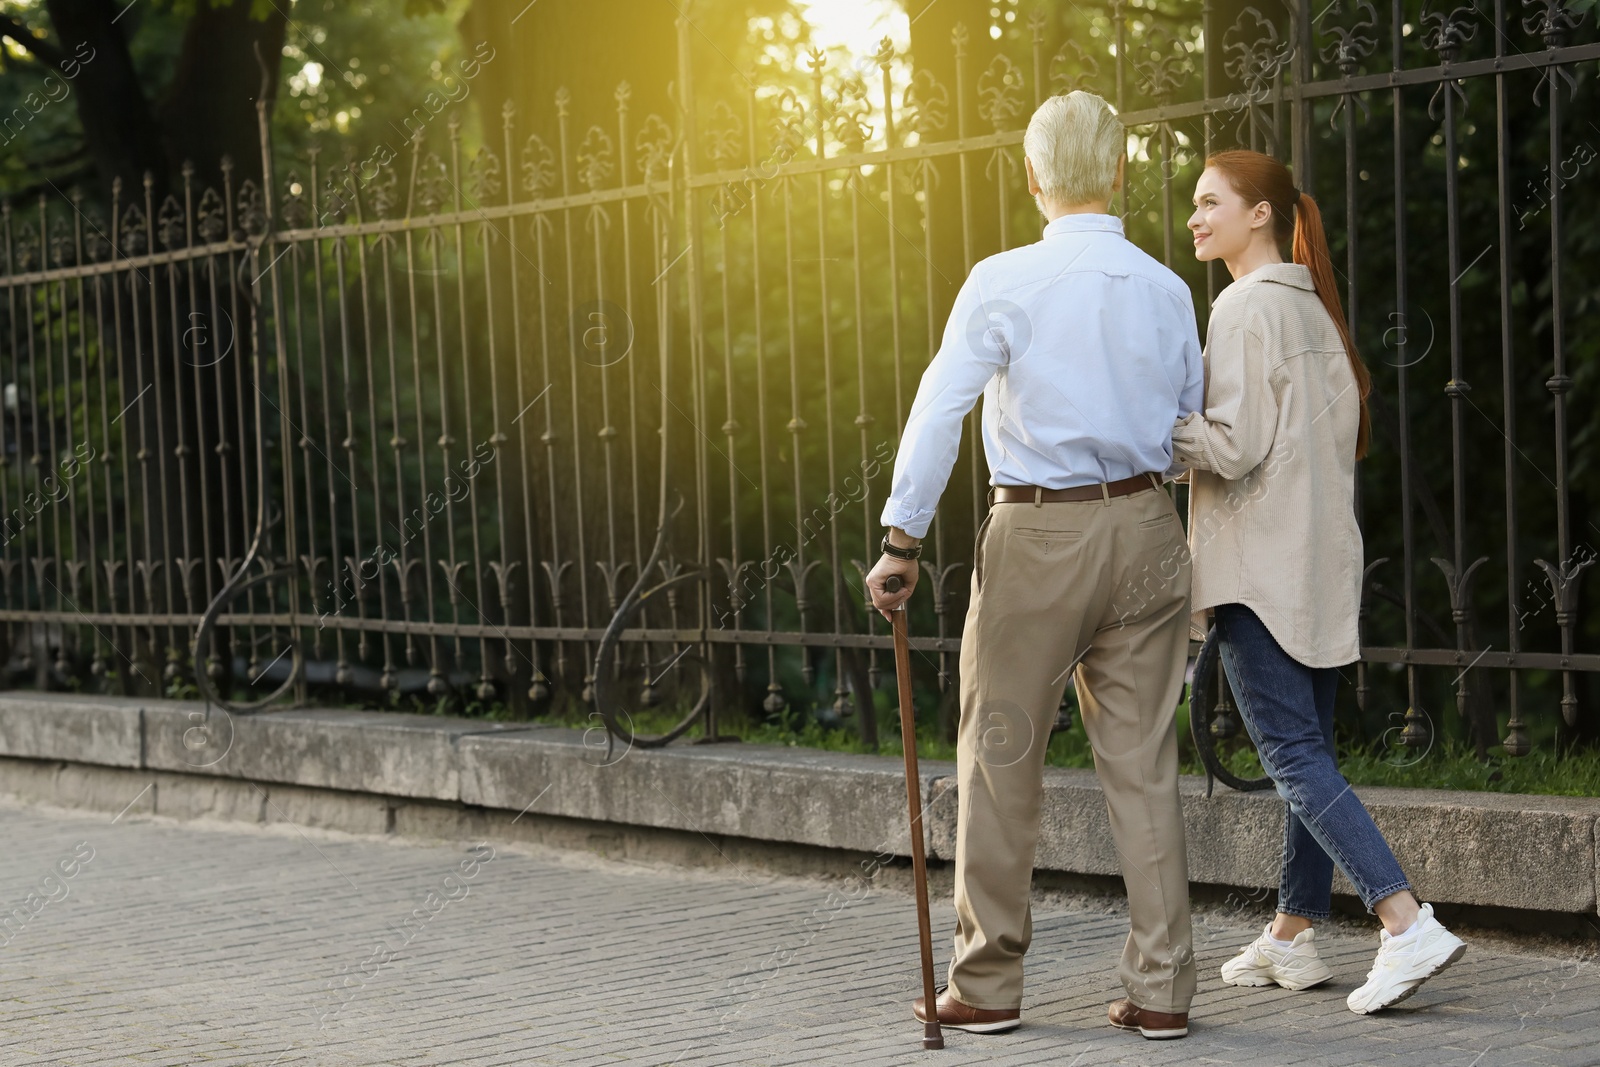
top-left (0, 14), bottom-right (66, 70)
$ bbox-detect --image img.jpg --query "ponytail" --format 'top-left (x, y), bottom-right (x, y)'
top-left (1292, 191), bottom-right (1371, 460)
top-left (1206, 150), bottom-right (1373, 461)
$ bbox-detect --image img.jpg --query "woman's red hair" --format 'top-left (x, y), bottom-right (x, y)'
top-left (1205, 149), bottom-right (1372, 460)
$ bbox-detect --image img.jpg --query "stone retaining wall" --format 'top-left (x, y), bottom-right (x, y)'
top-left (0, 693), bottom-right (1593, 916)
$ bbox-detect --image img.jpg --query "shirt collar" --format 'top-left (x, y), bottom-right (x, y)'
top-left (1042, 213), bottom-right (1125, 240)
top-left (1241, 261), bottom-right (1317, 291)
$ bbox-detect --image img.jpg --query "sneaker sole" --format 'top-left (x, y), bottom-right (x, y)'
top-left (1222, 966), bottom-right (1333, 991)
top-left (1350, 941), bottom-right (1467, 1014)
top-left (1275, 971), bottom-right (1334, 992)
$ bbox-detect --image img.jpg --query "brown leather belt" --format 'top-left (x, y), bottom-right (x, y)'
top-left (990, 473), bottom-right (1162, 505)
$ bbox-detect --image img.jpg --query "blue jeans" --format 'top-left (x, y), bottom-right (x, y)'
top-left (1213, 603), bottom-right (1411, 918)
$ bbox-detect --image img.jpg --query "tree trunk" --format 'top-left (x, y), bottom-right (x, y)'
top-left (156, 0), bottom-right (287, 200)
top-left (43, 0), bottom-right (167, 203)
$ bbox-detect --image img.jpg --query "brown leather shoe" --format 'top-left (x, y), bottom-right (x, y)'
top-left (1108, 998), bottom-right (1189, 1039)
top-left (912, 987), bottom-right (1021, 1034)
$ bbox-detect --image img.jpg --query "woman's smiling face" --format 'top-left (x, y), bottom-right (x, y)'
top-left (1188, 166), bottom-right (1269, 263)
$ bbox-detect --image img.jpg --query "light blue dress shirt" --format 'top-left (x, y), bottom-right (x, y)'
top-left (880, 213), bottom-right (1204, 539)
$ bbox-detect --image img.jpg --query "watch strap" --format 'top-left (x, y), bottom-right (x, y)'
top-left (880, 535), bottom-right (922, 561)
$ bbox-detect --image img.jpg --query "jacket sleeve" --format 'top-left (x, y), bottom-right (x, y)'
top-left (1170, 316), bottom-right (1279, 482)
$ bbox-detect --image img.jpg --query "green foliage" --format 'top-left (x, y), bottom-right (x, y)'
top-left (153, 0), bottom-right (281, 17)
top-left (0, 9), bottom-right (108, 195)
top-left (0, 0), bottom-right (473, 199)
top-left (272, 0), bottom-right (477, 155)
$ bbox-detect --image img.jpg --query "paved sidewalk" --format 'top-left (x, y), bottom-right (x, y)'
top-left (0, 797), bottom-right (1595, 1066)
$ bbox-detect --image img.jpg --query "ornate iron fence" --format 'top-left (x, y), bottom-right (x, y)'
top-left (0, 0), bottom-right (1595, 760)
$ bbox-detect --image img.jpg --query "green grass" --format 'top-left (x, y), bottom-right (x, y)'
top-left (1337, 744), bottom-right (1600, 797)
top-left (258, 675), bottom-right (1595, 799)
top-left (78, 639), bottom-right (1585, 802)
top-left (532, 692), bottom-right (1599, 798)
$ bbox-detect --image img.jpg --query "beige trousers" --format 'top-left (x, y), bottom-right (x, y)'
top-left (944, 484), bottom-right (1196, 1013)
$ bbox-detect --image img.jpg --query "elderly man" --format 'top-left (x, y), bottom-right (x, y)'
top-left (866, 90), bottom-right (1204, 1040)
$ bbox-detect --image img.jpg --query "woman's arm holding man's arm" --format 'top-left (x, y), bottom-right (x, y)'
top-left (1171, 316), bottom-right (1279, 482)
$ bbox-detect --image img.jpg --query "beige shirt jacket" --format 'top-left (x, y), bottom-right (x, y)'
top-left (1170, 261), bottom-right (1363, 669)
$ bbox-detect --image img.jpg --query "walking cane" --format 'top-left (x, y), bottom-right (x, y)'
top-left (883, 574), bottom-right (944, 1050)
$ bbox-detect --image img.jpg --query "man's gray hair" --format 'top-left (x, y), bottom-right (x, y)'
top-left (1023, 90), bottom-right (1124, 206)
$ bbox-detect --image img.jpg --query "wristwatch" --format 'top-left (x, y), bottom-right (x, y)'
top-left (880, 534), bottom-right (923, 561)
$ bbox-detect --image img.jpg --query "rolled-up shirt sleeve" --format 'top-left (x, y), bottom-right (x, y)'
top-left (880, 270), bottom-right (1004, 539)
top-left (1171, 320), bottom-right (1279, 482)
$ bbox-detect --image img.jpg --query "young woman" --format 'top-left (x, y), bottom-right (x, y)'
top-left (1171, 149), bottom-right (1466, 1014)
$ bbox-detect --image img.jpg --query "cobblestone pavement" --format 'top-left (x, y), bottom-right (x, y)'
top-left (0, 797), bottom-right (1596, 1067)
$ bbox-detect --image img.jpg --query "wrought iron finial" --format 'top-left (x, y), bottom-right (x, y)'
top-left (416, 152), bottom-right (449, 212)
top-left (1223, 7), bottom-right (1294, 101)
top-left (236, 179), bottom-right (266, 237)
top-left (469, 145), bottom-right (503, 201)
top-left (1522, 0), bottom-right (1582, 46)
top-left (117, 203), bottom-right (147, 256)
top-left (1422, 5), bottom-right (1476, 117)
top-left (576, 126), bottom-right (615, 191)
top-left (1049, 39), bottom-right (1102, 95)
top-left (48, 216), bottom-right (73, 268)
top-left (1320, 0), bottom-right (1380, 73)
top-left (1523, 0), bottom-right (1582, 102)
top-left (704, 100), bottom-right (743, 166)
top-left (1422, 4), bottom-right (1477, 62)
top-left (1129, 25), bottom-right (1193, 102)
top-left (634, 115), bottom-right (674, 182)
top-left (977, 55), bottom-right (1027, 130)
top-left (904, 68), bottom-right (950, 138)
top-left (197, 187), bottom-right (226, 242)
top-left (521, 134), bottom-right (556, 197)
top-left (281, 170), bottom-right (309, 229)
top-left (831, 72), bottom-right (874, 150)
top-left (13, 221), bottom-right (38, 271)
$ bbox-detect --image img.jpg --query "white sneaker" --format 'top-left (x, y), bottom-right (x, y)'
top-left (1220, 924), bottom-right (1334, 991)
top-left (1346, 903), bottom-right (1466, 1013)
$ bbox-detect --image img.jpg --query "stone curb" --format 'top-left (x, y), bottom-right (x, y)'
top-left (0, 692), bottom-right (1593, 914)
